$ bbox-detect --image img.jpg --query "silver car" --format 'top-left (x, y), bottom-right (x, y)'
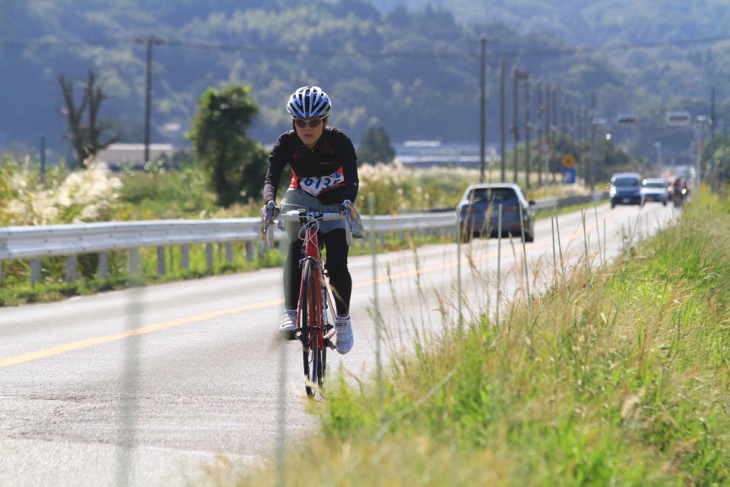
top-left (641, 177), bottom-right (669, 206)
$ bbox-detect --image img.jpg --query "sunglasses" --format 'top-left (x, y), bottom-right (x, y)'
top-left (292, 117), bottom-right (326, 128)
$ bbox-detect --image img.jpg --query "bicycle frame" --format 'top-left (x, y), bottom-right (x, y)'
top-left (298, 218), bottom-right (331, 350)
top-left (264, 207), bottom-right (353, 397)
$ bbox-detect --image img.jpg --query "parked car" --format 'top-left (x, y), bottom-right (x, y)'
top-left (641, 177), bottom-right (669, 206)
top-left (457, 183), bottom-right (535, 243)
top-left (609, 172), bottom-right (643, 208)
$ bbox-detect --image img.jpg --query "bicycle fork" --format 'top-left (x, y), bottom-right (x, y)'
top-left (321, 265), bottom-right (336, 350)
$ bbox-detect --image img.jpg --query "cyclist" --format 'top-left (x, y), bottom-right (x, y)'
top-left (680, 178), bottom-right (690, 201)
top-left (262, 86), bottom-right (361, 354)
top-left (671, 177), bottom-right (684, 207)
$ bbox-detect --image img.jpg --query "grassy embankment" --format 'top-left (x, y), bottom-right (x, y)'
top-left (228, 189), bottom-right (729, 486)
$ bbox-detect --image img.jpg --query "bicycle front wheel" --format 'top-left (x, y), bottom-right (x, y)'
top-left (300, 259), bottom-right (325, 398)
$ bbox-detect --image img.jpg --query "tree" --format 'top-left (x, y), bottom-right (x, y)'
top-left (187, 85), bottom-right (268, 207)
top-left (58, 70), bottom-right (118, 168)
top-left (358, 125), bottom-right (396, 165)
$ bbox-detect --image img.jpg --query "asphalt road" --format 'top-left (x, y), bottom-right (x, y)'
top-left (0, 201), bottom-right (677, 486)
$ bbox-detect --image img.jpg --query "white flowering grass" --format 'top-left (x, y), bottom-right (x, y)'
top-left (358, 161), bottom-right (481, 213)
top-left (357, 162), bottom-right (589, 214)
top-left (1, 157), bottom-right (122, 226)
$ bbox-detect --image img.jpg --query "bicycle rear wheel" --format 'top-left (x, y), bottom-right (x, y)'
top-left (299, 259), bottom-right (325, 398)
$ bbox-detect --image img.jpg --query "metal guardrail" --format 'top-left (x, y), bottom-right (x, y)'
top-left (0, 220), bottom-right (258, 260)
top-left (532, 191), bottom-right (608, 211)
top-left (0, 213), bottom-right (458, 284)
top-left (0, 192), bottom-right (607, 285)
top-left (0, 214), bottom-right (457, 261)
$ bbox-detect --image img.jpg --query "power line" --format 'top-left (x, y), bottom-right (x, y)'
top-left (492, 34), bottom-right (730, 58)
top-left (0, 38), bottom-right (472, 59)
top-left (2, 33), bottom-right (729, 59)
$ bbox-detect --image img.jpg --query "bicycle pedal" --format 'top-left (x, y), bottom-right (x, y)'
top-left (325, 339), bottom-right (336, 350)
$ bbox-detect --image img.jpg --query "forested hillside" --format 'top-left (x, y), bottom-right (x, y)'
top-left (370, 0), bottom-right (730, 46)
top-left (1, 0), bottom-right (728, 167)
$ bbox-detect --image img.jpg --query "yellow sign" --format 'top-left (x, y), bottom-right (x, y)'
top-left (562, 154), bottom-right (575, 168)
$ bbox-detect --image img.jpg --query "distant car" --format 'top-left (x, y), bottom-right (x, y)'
top-left (609, 172), bottom-right (643, 208)
top-left (457, 183), bottom-right (535, 243)
top-left (641, 177), bottom-right (668, 206)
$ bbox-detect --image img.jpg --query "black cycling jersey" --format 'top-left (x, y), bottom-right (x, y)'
top-left (263, 126), bottom-right (359, 206)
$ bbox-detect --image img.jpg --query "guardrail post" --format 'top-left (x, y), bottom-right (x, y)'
top-left (98, 252), bottom-right (109, 279)
top-left (245, 241), bottom-right (254, 262)
top-left (205, 243), bottom-right (214, 269)
top-left (181, 245), bottom-right (190, 270)
top-left (157, 246), bottom-right (166, 276)
top-left (30, 258), bottom-right (41, 285)
top-left (129, 248), bottom-right (141, 276)
top-left (66, 255), bottom-right (78, 282)
top-left (226, 242), bottom-right (234, 262)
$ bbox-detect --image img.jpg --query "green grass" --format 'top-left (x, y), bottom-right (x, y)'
top-left (114, 161), bottom-right (221, 220)
top-left (224, 189), bottom-right (730, 486)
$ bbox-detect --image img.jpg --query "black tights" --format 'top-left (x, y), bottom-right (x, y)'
top-left (284, 229), bottom-right (351, 316)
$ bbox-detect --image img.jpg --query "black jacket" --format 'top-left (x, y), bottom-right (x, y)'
top-left (263, 126), bottom-right (359, 206)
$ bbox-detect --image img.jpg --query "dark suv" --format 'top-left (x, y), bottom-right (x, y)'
top-left (609, 172), bottom-right (643, 208)
top-left (457, 183), bottom-right (536, 242)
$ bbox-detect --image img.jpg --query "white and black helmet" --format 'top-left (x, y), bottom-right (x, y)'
top-left (286, 86), bottom-right (331, 118)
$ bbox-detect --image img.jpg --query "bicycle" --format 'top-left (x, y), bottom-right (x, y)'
top-left (262, 201), bottom-right (354, 398)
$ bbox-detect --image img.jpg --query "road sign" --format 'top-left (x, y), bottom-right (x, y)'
top-left (666, 111), bottom-right (691, 127)
top-left (564, 167), bottom-right (576, 184)
top-left (539, 140), bottom-right (553, 156)
top-left (562, 154), bottom-right (575, 168)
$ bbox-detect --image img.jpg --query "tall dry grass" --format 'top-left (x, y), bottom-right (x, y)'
top-left (226, 189), bottom-right (729, 486)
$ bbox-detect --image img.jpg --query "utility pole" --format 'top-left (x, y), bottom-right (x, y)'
top-left (536, 81), bottom-right (543, 186)
top-left (544, 85), bottom-right (551, 184)
top-left (589, 92), bottom-right (597, 193)
top-left (551, 85), bottom-right (558, 183)
top-left (582, 107), bottom-right (591, 184)
top-left (40, 135), bottom-right (46, 188)
top-left (523, 72), bottom-right (531, 189)
top-left (499, 59), bottom-right (506, 182)
top-left (512, 67), bottom-right (520, 184)
top-left (710, 86), bottom-right (717, 193)
top-left (136, 36), bottom-right (164, 164)
top-left (717, 116), bottom-right (730, 184)
top-left (479, 36), bottom-right (487, 183)
top-left (511, 69), bottom-right (529, 184)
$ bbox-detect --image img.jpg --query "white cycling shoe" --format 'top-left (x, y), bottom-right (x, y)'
top-left (335, 314), bottom-right (354, 354)
top-left (279, 309), bottom-right (297, 339)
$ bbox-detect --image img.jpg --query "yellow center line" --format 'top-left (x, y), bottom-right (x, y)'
top-left (0, 298), bottom-right (283, 368)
